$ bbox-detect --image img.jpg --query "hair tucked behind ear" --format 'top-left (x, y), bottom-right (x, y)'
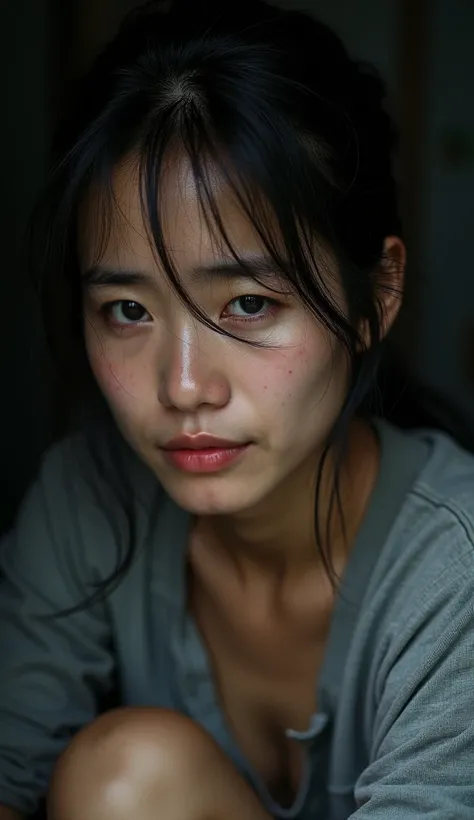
top-left (33, 0), bottom-right (401, 611)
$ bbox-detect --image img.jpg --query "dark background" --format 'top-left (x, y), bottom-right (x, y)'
top-left (1, 0), bottom-right (473, 534)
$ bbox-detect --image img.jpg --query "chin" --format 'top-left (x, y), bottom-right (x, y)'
top-left (157, 472), bottom-right (270, 517)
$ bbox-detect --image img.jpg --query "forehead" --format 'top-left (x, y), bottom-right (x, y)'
top-left (79, 153), bottom-right (269, 272)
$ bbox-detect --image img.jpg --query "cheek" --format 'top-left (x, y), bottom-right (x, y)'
top-left (85, 328), bottom-right (147, 409)
top-left (262, 344), bottom-right (323, 396)
top-left (248, 336), bottom-right (346, 423)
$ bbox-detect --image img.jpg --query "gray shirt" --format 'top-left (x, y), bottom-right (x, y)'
top-left (1, 419), bottom-right (474, 818)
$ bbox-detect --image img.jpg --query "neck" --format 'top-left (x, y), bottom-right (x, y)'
top-left (195, 418), bottom-right (379, 581)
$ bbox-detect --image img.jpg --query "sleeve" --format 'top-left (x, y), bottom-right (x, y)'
top-left (0, 441), bottom-right (117, 816)
top-left (351, 556), bottom-right (474, 818)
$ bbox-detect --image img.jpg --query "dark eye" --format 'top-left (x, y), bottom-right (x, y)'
top-left (227, 296), bottom-right (269, 317)
top-left (107, 300), bottom-right (151, 325)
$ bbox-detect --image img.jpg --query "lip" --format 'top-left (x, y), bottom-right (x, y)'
top-left (160, 434), bottom-right (250, 474)
top-left (162, 433), bottom-right (244, 451)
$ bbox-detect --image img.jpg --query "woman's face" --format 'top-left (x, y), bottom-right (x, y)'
top-left (80, 158), bottom-right (349, 516)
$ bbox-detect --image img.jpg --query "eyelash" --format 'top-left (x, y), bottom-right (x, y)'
top-left (222, 295), bottom-right (280, 324)
top-left (101, 300), bottom-right (152, 328)
top-left (100, 295), bottom-right (281, 329)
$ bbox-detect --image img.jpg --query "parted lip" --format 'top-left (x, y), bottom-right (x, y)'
top-left (162, 434), bottom-right (246, 451)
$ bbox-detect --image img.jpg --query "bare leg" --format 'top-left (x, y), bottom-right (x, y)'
top-left (47, 707), bottom-right (271, 820)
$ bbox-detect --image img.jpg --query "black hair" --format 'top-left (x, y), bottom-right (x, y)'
top-left (34, 0), bottom-right (401, 608)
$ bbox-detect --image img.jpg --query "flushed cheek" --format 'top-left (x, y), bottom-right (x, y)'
top-left (86, 335), bottom-right (153, 419)
top-left (248, 341), bottom-right (345, 438)
top-left (250, 344), bottom-right (322, 402)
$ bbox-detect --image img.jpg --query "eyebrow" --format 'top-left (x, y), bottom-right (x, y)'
top-left (190, 255), bottom-right (282, 284)
top-left (82, 255), bottom-right (283, 289)
top-left (82, 267), bottom-right (153, 288)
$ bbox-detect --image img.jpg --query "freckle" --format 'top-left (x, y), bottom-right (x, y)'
top-left (288, 370), bottom-right (293, 375)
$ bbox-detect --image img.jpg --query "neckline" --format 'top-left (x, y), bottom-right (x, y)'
top-left (316, 419), bottom-right (431, 714)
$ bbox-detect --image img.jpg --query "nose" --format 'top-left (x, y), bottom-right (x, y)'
top-left (158, 322), bottom-right (231, 413)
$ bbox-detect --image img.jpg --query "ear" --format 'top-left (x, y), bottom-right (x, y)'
top-left (378, 236), bottom-right (405, 339)
top-left (359, 236), bottom-right (406, 348)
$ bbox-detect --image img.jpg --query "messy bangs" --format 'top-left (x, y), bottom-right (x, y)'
top-left (54, 82), bottom-right (363, 362)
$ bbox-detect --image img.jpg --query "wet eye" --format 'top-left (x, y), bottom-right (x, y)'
top-left (226, 295), bottom-right (271, 318)
top-left (105, 300), bottom-right (151, 325)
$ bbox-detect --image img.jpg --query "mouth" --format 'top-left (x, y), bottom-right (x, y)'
top-left (163, 433), bottom-right (246, 451)
top-left (160, 434), bottom-right (251, 474)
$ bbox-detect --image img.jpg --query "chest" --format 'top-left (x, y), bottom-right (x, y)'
top-left (188, 567), bottom-right (332, 801)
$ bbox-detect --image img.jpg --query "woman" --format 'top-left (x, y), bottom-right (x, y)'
top-left (1, 1), bottom-right (474, 818)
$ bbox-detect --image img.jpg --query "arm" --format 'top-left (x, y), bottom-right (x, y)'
top-left (351, 555), bottom-right (474, 817)
top-left (0, 439), bottom-right (117, 817)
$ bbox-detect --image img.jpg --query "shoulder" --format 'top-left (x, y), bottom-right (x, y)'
top-left (347, 426), bottom-right (474, 757)
top-left (409, 426), bottom-right (474, 541)
top-left (397, 424), bottom-right (474, 571)
top-left (364, 423), bottom-right (474, 653)
top-left (2, 421), bottom-right (167, 590)
top-left (377, 421), bottom-right (474, 572)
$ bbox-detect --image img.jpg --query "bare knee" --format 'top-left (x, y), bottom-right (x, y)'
top-left (47, 707), bottom-right (222, 820)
